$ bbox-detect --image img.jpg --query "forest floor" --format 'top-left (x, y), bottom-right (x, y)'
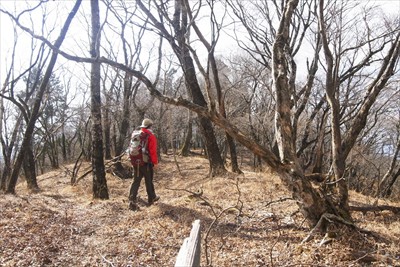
top-left (1, 153), bottom-right (400, 267)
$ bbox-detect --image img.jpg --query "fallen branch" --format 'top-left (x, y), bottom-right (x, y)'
top-left (73, 153), bottom-right (126, 185)
top-left (264, 197), bottom-right (294, 207)
top-left (350, 204), bottom-right (400, 214)
top-left (166, 187), bottom-right (204, 199)
top-left (73, 168), bottom-right (92, 186)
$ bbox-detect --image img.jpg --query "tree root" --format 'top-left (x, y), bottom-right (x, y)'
top-left (350, 204), bottom-right (400, 214)
top-left (302, 212), bottom-right (390, 245)
top-left (301, 213), bottom-right (355, 244)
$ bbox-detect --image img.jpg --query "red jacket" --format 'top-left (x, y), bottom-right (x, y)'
top-left (142, 128), bottom-right (158, 165)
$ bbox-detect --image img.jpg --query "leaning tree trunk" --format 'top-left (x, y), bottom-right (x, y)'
top-left (90, 0), bottom-right (109, 199)
top-left (213, 61), bottom-right (241, 174)
top-left (6, 0), bottom-right (82, 194)
top-left (379, 169), bottom-right (400, 198)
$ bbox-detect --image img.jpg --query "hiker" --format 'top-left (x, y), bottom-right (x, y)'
top-left (128, 118), bottom-right (159, 211)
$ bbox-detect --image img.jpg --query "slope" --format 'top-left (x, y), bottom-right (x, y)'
top-left (1, 154), bottom-right (399, 266)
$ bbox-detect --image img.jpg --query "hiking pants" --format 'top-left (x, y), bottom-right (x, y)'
top-left (129, 163), bottom-right (156, 203)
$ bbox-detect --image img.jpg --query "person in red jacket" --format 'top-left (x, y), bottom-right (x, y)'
top-left (128, 118), bottom-right (159, 211)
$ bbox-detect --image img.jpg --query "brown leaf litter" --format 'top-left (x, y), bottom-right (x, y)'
top-left (0, 154), bottom-right (399, 266)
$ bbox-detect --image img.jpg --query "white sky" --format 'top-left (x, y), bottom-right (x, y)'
top-left (0, 0), bottom-right (399, 92)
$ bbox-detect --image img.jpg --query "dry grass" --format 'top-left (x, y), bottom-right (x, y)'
top-left (1, 154), bottom-right (399, 266)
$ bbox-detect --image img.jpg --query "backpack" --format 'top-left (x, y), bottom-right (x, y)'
top-left (128, 130), bottom-right (150, 166)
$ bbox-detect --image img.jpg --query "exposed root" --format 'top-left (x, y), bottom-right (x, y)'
top-left (302, 213), bottom-right (356, 244)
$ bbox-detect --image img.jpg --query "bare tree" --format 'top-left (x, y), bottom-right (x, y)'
top-left (1, 0), bottom-right (82, 194)
top-left (135, 0), bottom-right (227, 176)
top-left (319, 0), bottom-right (400, 217)
top-left (9, 0), bottom-right (399, 228)
top-left (90, 0), bottom-right (109, 199)
top-left (0, 4), bottom-right (53, 192)
top-left (114, 0), bottom-right (398, 226)
top-left (378, 122), bottom-right (400, 197)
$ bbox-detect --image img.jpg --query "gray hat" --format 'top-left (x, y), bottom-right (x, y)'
top-left (140, 118), bottom-right (153, 128)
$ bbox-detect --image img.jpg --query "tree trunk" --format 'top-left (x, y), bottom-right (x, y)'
top-left (23, 145), bottom-right (39, 191)
top-left (179, 111), bottom-right (193, 156)
top-left (226, 134), bottom-right (242, 174)
top-left (318, 0), bottom-right (351, 219)
top-left (102, 67), bottom-right (118, 160)
top-left (198, 11), bottom-right (242, 174)
top-left (90, 0), bottom-right (109, 199)
top-left (61, 129), bottom-right (67, 161)
top-left (103, 94), bottom-right (112, 160)
top-left (272, 0), bottom-right (345, 226)
top-left (197, 116), bottom-right (226, 176)
top-left (311, 111), bottom-right (328, 173)
top-left (49, 136), bottom-right (59, 169)
top-left (0, 115), bottom-right (22, 191)
top-left (178, 11), bottom-right (226, 176)
top-left (112, 73), bottom-right (132, 178)
top-left (6, 0), bottom-right (82, 194)
top-left (136, 0), bottom-right (226, 176)
top-left (378, 135), bottom-right (400, 197)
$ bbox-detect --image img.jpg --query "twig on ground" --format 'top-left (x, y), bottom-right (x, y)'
top-left (99, 252), bottom-right (115, 267)
top-left (265, 197), bottom-right (294, 207)
top-left (301, 212), bottom-right (389, 246)
top-left (350, 250), bottom-right (378, 265)
top-left (166, 187), bottom-right (204, 198)
top-left (269, 224), bottom-right (283, 267)
top-left (203, 176), bottom-right (244, 266)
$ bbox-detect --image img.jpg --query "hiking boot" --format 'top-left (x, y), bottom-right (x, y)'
top-left (148, 196), bottom-right (160, 205)
top-left (129, 202), bottom-right (139, 211)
